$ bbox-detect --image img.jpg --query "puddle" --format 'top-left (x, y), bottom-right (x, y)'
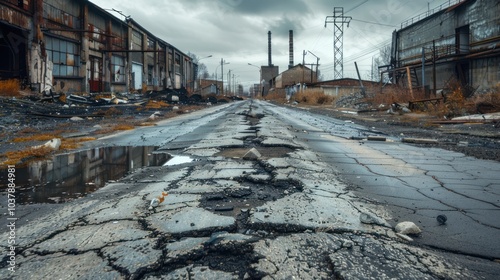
top-left (163, 155), bottom-right (193, 166)
top-left (0, 146), bottom-right (169, 204)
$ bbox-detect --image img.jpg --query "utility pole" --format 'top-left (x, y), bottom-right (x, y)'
top-left (432, 40), bottom-right (436, 97)
top-left (308, 50), bottom-right (320, 81)
top-left (227, 70), bottom-right (231, 96)
top-left (221, 58), bottom-right (226, 96)
top-left (325, 7), bottom-right (351, 80)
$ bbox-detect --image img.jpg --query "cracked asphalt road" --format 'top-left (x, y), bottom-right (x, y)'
top-left (1, 99), bottom-right (500, 279)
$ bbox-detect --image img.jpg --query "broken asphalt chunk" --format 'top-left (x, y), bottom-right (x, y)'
top-left (243, 147), bottom-right (262, 160)
top-left (402, 138), bottom-right (439, 144)
top-left (395, 221), bottom-right (422, 235)
top-left (359, 212), bottom-right (391, 227)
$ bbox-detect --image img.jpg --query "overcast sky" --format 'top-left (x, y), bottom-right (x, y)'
top-left (91, 0), bottom-right (452, 90)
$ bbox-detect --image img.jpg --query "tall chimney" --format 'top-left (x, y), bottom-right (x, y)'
top-left (289, 30), bottom-right (294, 69)
top-left (268, 31), bottom-right (272, 66)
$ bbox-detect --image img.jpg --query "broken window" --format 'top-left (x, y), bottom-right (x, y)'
top-left (112, 55), bottom-right (125, 83)
top-left (147, 38), bottom-right (155, 50)
top-left (148, 65), bottom-right (154, 85)
top-left (45, 36), bottom-right (80, 77)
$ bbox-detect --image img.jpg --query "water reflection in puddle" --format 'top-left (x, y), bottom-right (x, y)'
top-left (163, 155), bottom-right (193, 166)
top-left (0, 146), bottom-right (169, 204)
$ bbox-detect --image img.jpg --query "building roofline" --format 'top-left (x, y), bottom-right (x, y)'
top-left (398, 0), bottom-right (473, 31)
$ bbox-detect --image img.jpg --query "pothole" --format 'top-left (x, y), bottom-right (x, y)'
top-left (0, 146), bottom-right (170, 204)
top-left (215, 146), bottom-right (295, 159)
top-left (199, 179), bottom-right (304, 223)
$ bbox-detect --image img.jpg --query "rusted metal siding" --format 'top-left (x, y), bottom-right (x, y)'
top-left (0, 3), bottom-right (32, 30)
top-left (43, 0), bottom-right (81, 28)
top-left (393, 0), bottom-right (500, 91)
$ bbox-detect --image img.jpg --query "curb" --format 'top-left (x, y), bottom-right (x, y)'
top-left (402, 138), bottom-right (439, 144)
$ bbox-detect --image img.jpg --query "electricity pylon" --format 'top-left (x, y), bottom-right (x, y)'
top-left (325, 7), bottom-right (351, 79)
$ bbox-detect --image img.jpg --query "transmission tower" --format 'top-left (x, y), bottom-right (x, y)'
top-left (325, 7), bottom-right (351, 79)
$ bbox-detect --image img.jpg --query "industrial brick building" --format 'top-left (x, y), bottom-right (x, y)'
top-left (385, 0), bottom-right (500, 96)
top-left (273, 64), bottom-right (317, 89)
top-left (0, 0), bottom-right (196, 94)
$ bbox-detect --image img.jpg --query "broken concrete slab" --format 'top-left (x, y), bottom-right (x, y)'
top-left (359, 212), bottom-right (391, 228)
top-left (243, 147), bottom-right (262, 160)
top-left (2, 252), bottom-right (121, 280)
top-left (148, 207), bottom-right (236, 235)
top-left (101, 238), bottom-right (162, 277)
top-left (32, 221), bottom-right (149, 252)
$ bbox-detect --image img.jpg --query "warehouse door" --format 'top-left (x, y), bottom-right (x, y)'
top-left (131, 63), bottom-right (143, 90)
top-left (89, 56), bottom-right (103, 92)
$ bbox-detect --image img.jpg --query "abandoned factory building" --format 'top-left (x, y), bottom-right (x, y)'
top-left (385, 0), bottom-right (500, 96)
top-left (0, 0), bottom-right (196, 94)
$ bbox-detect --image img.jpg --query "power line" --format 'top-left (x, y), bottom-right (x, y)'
top-left (345, 0), bottom-right (370, 13)
top-left (351, 19), bottom-right (397, 28)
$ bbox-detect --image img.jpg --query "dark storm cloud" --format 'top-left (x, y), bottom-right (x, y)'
top-left (90, 0), bottom-right (436, 84)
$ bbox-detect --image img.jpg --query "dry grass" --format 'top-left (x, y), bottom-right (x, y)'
top-left (263, 89), bottom-right (335, 105)
top-left (144, 100), bottom-right (169, 109)
top-left (294, 89), bottom-right (335, 105)
top-left (2, 146), bottom-right (54, 166)
top-left (0, 79), bottom-right (21, 97)
top-left (471, 86), bottom-right (500, 114)
top-left (264, 90), bottom-right (287, 103)
top-left (60, 137), bottom-right (96, 150)
top-left (112, 124), bottom-right (135, 131)
top-left (369, 86), bottom-right (428, 106)
top-left (2, 135), bottom-right (98, 165)
top-left (12, 134), bottom-right (60, 143)
top-left (95, 107), bottom-right (123, 116)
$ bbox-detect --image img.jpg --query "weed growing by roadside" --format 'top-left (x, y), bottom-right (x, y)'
top-left (0, 79), bottom-right (21, 97)
top-left (294, 89), bottom-right (334, 105)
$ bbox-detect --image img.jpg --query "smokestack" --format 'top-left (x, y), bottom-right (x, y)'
top-left (268, 31), bottom-right (272, 66)
top-left (289, 30), bottom-right (294, 69)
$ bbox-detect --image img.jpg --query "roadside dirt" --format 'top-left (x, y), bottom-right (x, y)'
top-left (1, 96), bottom-right (499, 165)
top-left (290, 104), bottom-right (500, 162)
top-left (0, 96), bottom-right (210, 164)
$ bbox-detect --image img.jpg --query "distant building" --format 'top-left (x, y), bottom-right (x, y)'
top-left (0, 0), bottom-right (196, 94)
top-left (273, 64), bottom-right (317, 89)
top-left (261, 65), bottom-right (279, 96)
top-left (199, 78), bottom-right (222, 95)
top-left (385, 0), bottom-right (500, 95)
top-left (310, 78), bottom-right (386, 97)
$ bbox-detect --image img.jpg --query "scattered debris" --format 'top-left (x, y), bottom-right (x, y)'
top-left (367, 135), bottom-right (386, 141)
top-left (395, 221), bottom-right (421, 235)
top-left (408, 97), bottom-right (443, 110)
top-left (70, 116), bottom-right (84, 122)
top-left (148, 111), bottom-right (162, 120)
top-left (33, 138), bottom-right (61, 151)
top-left (402, 138), bottom-right (439, 144)
top-left (66, 94), bottom-right (107, 106)
top-left (387, 103), bottom-right (411, 115)
top-left (395, 232), bottom-right (414, 242)
top-left (359, 212), bottom-right (391, 227)
top-left (437, 214), bottom-right (447, 225)
top-left (149, 191), bottom-right (169, 210)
